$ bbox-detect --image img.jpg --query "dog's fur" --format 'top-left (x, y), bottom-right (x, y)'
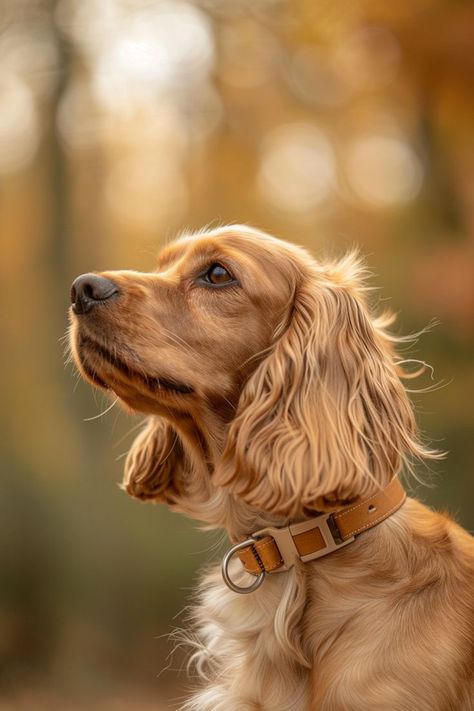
top-left (70, 225), bottom-right (474, 710)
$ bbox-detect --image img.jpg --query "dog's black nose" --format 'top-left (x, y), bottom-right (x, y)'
top-left (70, 273), bottom-right (119, 314)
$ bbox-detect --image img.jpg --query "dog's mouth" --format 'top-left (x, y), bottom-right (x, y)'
top-left (76, 334), bottom-right (194, 395)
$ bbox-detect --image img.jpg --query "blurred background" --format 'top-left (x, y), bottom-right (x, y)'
top-left (1, 0), bottom-right (473, 708)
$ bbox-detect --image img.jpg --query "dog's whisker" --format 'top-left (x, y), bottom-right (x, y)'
top-left (112, 419), bottom-right (147, 448)
top-left (83, 397), bottom-right (118, 422)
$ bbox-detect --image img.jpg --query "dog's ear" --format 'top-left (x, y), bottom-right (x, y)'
top-left (122, 417), bottom-right (185, 503)
top-left (217, 253), bottom-right (435, 518)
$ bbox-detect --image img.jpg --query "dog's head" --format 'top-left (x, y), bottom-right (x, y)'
top-left (69, 226), bottom-right (433, 520)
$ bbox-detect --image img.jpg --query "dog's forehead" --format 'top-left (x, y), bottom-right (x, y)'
top-left (157, 228), bottom-right (294, 272)
top-left (157, 234), bottom-right (223, 267)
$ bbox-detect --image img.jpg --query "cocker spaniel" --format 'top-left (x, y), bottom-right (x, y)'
top-left (69, 225), bottom-right (474, 710)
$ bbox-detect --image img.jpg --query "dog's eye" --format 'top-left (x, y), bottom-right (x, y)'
top-left (203, 263), bottom-right (235, 286)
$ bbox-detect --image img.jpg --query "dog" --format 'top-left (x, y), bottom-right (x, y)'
top-left (69, 225), bottom-right (474, 710)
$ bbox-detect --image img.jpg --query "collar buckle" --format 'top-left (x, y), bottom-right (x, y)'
top-left (255, 514), bottom-right (355, 571)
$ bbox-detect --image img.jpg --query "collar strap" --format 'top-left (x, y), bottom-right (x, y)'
top-left (222, 477), bottom-right (406, 593)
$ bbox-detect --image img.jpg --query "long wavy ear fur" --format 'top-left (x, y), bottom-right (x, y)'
top-left (122, 417), bottom-right (185, 503)
top-left (217, 252), bottom-right (437, 519)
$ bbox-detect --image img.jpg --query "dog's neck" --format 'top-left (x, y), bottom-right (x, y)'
top-left (166, 408), bottom-right (292, 539)
top-left (167, 408), bottom-right (373, 542)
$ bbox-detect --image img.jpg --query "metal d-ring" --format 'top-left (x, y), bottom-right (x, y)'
top-left (221, 537), bottom-right (266, 594)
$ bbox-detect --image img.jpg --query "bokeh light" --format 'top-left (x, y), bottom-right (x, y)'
top-left (0, 72), bottom-right (39, 174)
top-left (0, 26), bottom-right (58, 97)
top-left (346, 134), bottom-right (423, 208)
top-left (91, 2), bottom-right (215, 110)
top-left (258, 124), bottom-right (337, 214)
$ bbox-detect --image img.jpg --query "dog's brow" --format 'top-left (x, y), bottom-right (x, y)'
top-left (158, 239), bottom-right (233, 273)
top-left (157, 245), bottom-right (187, 270)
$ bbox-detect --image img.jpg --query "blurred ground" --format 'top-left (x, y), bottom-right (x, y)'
top-left (0, 687), bottom-right (173, 710)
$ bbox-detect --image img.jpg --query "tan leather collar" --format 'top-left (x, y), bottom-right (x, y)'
top-left (221, 478), bottom-right (406, 593)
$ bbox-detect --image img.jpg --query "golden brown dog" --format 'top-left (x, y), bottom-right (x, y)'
top-left (69, 225), bottom-right (474, 710)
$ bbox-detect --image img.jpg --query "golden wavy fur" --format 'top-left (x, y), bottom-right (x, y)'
top-left (69, 225), bottom-right (474, 710)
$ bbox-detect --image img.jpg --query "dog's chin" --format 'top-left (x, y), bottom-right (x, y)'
top-left (71, 332), bottom-right (194, 413)
top-left (77, 358), bottom-right (110, 391)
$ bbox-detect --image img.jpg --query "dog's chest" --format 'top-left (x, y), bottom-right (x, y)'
top-left (189, 567), bottom-right (310, 710)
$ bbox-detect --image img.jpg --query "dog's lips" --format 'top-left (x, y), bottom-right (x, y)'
top-left (76, 333), bottom-right (194, 395)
